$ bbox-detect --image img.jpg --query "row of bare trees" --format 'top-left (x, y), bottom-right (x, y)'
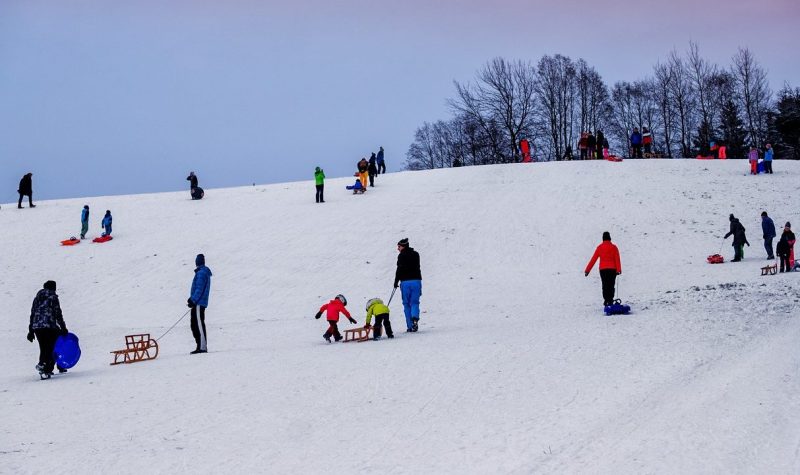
top-left (406, 43), bottom-right (786, 170)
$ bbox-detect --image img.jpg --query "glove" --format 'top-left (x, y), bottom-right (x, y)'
top-left (348, 317), bottom-right (357, 324)
top-left (27, 331), bottom-right (35, 342)
top-left (314, 311), bottom-right (322, 320)
top-left (187, 298), bottom-right (196, 308)
top-left (393, 282), bottom-right (398, 289)
top-left (617, 271), bottom-right (621, 275)
top-left (584, 272), bottom-right (589, 277)
top-left (60, 327), bottom-right (68, 335)
top-left (364, 324), bottom-right (371, 329)
top-left (746, 242), bottom-right (750, 247)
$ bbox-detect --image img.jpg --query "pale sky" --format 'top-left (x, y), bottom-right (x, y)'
top-left (1, 0), bottom-right (797, 200)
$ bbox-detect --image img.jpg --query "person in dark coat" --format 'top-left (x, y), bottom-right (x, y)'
top-left (724, 214), bottom-right (749, 262)
top-left (80, 205), bottom-right (90, 240)
top-left (18, 172), bottom-right (35, 208)
top-left (761, 211), bottom-right (776, 260)
top-left (187, 171), bottom-right (198, 190)
top-left (27, 281), bottom-right (68, 377)
top-left (595, 131), bottom-right (605, 159)
top-left (394, 238), bottom-right (422, 332)
top-left (368, 153), bottom-right (378, 187)
top-left (587, 133), bottom-right (597, 160)
top-left (188, 254), bottom-right (212, 354)
top-left (376, 146), bottom-right (386, 174)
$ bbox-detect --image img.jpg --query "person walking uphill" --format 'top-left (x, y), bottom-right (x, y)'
top-left (314, 166), bottom-right (325, 203)
top-left (368, 154), bottom-right (378, 187)
top-left (394, 238), bottom-right (422, 332)
top-left (187, 254), bottom-right (212, 354)
top-left (376, 146), bottom-right (386, 174)
top-left (724, 214), bottom-right (750, 262)
top-left (314, 294), bottom-right (356, 343)
top-left (18, 172), bottom-right (35, 208)
top-left (27, 281), bottom-right (69, 378)
top-left (357, 158), bottom-right (369, 189)
top-left (80, 205), bottom-right (90, 240)
top-left (584, 232), bottom-right (622, 306)
top-left (761, 211), bottom-right (776, 260)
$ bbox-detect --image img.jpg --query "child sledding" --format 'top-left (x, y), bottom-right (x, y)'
top-left (346, 177), bottom-right (366, 194)
top-left (314, 294), bottom-right (357, 343)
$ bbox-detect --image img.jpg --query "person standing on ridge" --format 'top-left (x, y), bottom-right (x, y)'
top-left (763, 144), bottom-right (774, 174)
top-left (101, 210), bottom-right (113, 237)
top-left (187, 171), bottom-right (198, 190)
top-left (17, 172), bottom-right (35, 208)
top-left (584, 232), bottom-right (622, 306)
top-left (80, 205), bottom-right (90, 240)
top-left (724, 214), bottom-right (749, 262)
top-left (187, 254), bottom-right (212, 354)
top-left (587, 132), bottom-right (597, 161)
top-left (357, 158), bottom-right (369, 189)
top-left (376, 146), bottom-right (386, 174)
top-left (314, 166), bottom-right (325, 203)
top-left (27, 280), bottom-right (69, 378)
top-left (642, 127), bottom-right (653, 155)
top-left (368, 153), bottom-right (378, 187)
top-left (630, 128), bottom-right (643, 158)
top-left (595, 130), bottom-right (606, 160)
top-left (761, 211), bottom-right (776, 260)
top-left (394, 238), bottom-right (422, 332)
top-left (748, 146), bottom-right (759, 175)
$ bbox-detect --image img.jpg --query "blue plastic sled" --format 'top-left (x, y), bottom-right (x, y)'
top-left (604, 299), bottom-right (631, 316)
top-left (53, 332), bottom-right (81, 369)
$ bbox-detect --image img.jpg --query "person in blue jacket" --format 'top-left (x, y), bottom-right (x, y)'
top-left (763, 144), bottom-right (773, 174)
top-left (376, 146), bottom-right (386, 174)
top-left (80, 205), bottom-right (90, 239)
top-left (630, 128), bottom-right (643, 158)
top-left (187, 253), bottom-right (212, 354)
top-left (761, 211), bottom-right (776, 259)
top-left (101, 210), bottom-right (112, 237)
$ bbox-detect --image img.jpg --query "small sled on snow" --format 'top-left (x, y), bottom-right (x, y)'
top-left (761, 263), bottom-right (778, 276)
top-left (604, 299), bottom-right (631, 316)
top-left (707, 254), bottom-right (724, 264)
top-left (110, 333), bottom-right (159, 365)
top-left (93, 235), bottom-right (113, 243)
top-left (605, 155), bottom-right (623, 162)
top-left (344, 326), bottom-right (372, 342)
top-left (61, 237), bottom-right (80, 246)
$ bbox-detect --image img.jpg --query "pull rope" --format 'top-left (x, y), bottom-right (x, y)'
top-left (155, 309), bottom-right (191, 341)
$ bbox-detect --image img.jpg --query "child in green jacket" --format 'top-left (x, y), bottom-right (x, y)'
top-left (365, 298), bottom-right (393, 340)
top-left (314, 167), bottom-right (325, 203)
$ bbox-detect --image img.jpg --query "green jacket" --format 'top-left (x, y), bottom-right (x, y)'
top-left (365, 298), bottom-right (390, 326)
top-left (314, 168), bottom-right (325, 185)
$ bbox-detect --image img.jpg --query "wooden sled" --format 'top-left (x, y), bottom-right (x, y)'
top-left (644, 152), bottom-right (664, 159)
top-left (761, 264), bottom-right (778, 276)
top-left (344, 326), bottom-right (372, 342)
top-left (110, 333), bottom-right (159, 365)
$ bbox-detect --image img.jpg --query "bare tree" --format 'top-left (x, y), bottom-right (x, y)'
top-left (668, 51), bottom-right (696, 157)
top-left (732, 47), bottom-right (772, 148)
top-left (535, 54), bottom-right (577, 160)
top-left (653, 62), bottom-right (675, 157)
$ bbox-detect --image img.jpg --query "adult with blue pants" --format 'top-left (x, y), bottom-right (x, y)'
top-left (188, 253), bottom-right (212, 354)
top-left (394, 238), bottom-right (422, 332)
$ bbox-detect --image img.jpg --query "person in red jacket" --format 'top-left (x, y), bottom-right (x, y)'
top-left (584, 232), bottom-right (622, 306)
top-left (314, 294), bottom-right (356, 343)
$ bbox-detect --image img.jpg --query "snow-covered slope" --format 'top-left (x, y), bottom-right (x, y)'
top-left (2, 160), bottom-right (799, 473)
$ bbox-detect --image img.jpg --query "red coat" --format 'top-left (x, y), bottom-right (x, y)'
top-left (319, 299), bottom-right (351, 322)
top-left (585, 241), bottom-right (622, 274)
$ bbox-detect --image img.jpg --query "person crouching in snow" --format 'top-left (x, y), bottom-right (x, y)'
top-left (346, 178), bottom-right (365, 194)
top-left (28, 280), bottom-right (69, 377)
top-left (101, 210), bottom-right (112, 237)
top-left (188, 254), bottom-right (212, 354)
top-left (584, 232), bottom-right (622, 306)
top-left (365, 298), bottom-right (393, 340)
top-left (315, 294), bottom-right (356, 342)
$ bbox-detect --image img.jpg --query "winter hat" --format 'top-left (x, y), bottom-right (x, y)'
top-left (315, 166), bottom-right (320, 172)
top-left (398, 238), bottom-right (409, 247)
top-left (366, 297), bottom-right (383, 311)
top-left (43, 280), bottom-right (56, 292)
top-left (84, 205), bottom-right (89, 209)
top-left (761, 211), bottom-right (768, 217)
top-left (602, 231), bottom-right (611, 241)
top-left (729, 214), bottom-right (735, 221)
top-left (195, 254), bottom-right (205, 267)
top-left (786, 222), bottom-right (792, 229)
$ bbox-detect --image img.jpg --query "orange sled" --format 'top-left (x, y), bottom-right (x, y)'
top-left (61, 237), bottom-right (80, 246)
top-left (707, 254), bottom-right (724, 264)
top-left (110, 334), bottom-right (159, 365)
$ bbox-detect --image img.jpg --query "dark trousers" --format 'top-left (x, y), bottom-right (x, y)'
top-left (368, 173), bottom-right (375, 187)
top-left (378, 162), bottom-right (385, 174)
top-left (599, 269), bottom-right (617, 306)
top-left (733, 244), bottom-right (743, 261)
top-left (373, 313), bottom-right (393, 338)
top-left (644, 143), bottom-right (652, 154)
top-left (324, 321), bottom-right (342, 341)
top-left (191, 306), bottom-right (207, 351)
top-left (18, 193), bottom-right (33, 208)
top-left (764, 237), bottom-right (774, 258)
top-left (764, 161), bottom-right (773, 174)
top-left (315, 185), bottom-right (324, 203)
top-left (779, 254), bottom-right (791, 272)
top-left (579, 149), bottom-right (587, 160)
top-left (34, 329), bottom-right (60, 373)
top-left (632, 145), bottom-right (643, 158)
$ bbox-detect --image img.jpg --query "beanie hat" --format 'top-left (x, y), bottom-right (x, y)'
top-left (786, 222), bottom-right (792, 228)
top-left (761, 211), bottom-right (767, 217)
top-left (84, 205), bottom-right (89, 209)
top-left (602, 231), bottom-right (611, 241)
top-left (398, 238), bottom-right (409, 247)
top-left (729, 214), bottom-right (735, 221)
top-left (195, 254), bottom-right (205, 267)
top-left (43, 280), bottom-right (56, 292)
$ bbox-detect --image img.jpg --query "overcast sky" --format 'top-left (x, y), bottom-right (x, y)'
top-left (1, 0), bottom-right (797, 200)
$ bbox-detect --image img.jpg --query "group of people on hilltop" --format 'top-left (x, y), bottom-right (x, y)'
top-left (629, 127), bottom-right (653, 158)
top-left (342, 146), bottom-right (386, 195)
top-left (727, 212), bottom-right (796, 271)
top-left (78, 205), bottom-right (113, 240)
top-left (577, 131), bottom-right (609, 160)
top-left (748, 144), bottom-right (775, 175)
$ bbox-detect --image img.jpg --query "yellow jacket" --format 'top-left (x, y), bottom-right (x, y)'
top-left (365, 298), bottom-right (390, 326)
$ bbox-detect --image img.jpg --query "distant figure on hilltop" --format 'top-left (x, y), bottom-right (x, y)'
top-left (724, 214), bottom-right (749, 262)
top-left (763, 144), bottom-right (773, 174)
top-left (748, 147), bottom-right (759, 175)
top-left (595, 131), bottom-right (605, 159)
top-left (80, 205), bottom-right (90, 240)
top-left (314, 166), bottom-right (325, 203)
top-left (630, 128), bottom-right (643, 158)
top-left (357, 158), bottom-right (369, 189)
top-left (578, 132), bottom-right (588, 160)
top-left (642, 127), bottom-right (653, 155)
top-left (584, 232), bottom-right (622, 306)
top-left (187, 172), bottom-right (204, 200)
top-left (101, 210), bottom-right (113, 237)
top-left (18, 172), bottom-right (35, 208)
top-left (587, 132), bottom-right (597, 160)
top-left (188, 253), bottom-right (212, 354)
top-left (368, 153), bottom-right (378, 187)
top-left (376, 146), bottom-right (386, 174)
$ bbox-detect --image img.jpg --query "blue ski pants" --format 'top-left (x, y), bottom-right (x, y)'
top-left (400, 280), bottom-right (422, 329)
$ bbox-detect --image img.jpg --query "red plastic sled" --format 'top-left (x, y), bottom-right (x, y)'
top-left (61, 238), bottom-right (80, 246)
top-left (707, 254), bottom-right (724, 264)
top-left (605, 155), bottom-right (623, 162)
top-left (93, 235), bottom-right (113, 243)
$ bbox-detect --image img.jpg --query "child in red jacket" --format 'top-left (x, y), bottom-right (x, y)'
top-left (315, 294), bottom-right (356, 342)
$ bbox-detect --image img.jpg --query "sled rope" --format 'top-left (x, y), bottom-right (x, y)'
top-left (155, 309), bottom-right (191, 341)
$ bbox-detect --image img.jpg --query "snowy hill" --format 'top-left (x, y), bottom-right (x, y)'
top-left (2, 160), bottom-right (799, 473)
